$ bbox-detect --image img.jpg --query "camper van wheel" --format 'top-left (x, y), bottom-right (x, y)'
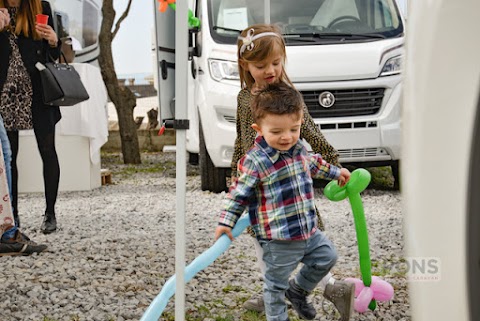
top-left (199, 121), bottom-right (228, 193)
top-left (391, 160), bottom-right (400, 190)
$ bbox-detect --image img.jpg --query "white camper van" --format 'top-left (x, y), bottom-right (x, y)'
top-left (403, 0), bottom-right (480, 320)
top-left (48, 0), bottom-right (101, 63)
top-left (154, 0), bottom-right (405, 192)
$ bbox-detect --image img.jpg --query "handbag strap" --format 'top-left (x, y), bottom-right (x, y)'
top-left (46, 51), bottom-right (69, 65)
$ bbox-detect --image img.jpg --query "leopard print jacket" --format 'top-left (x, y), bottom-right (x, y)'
top-left (0, 7), bottom-right (33, 131)
top-left (231, 89), bottom-right (341, 234)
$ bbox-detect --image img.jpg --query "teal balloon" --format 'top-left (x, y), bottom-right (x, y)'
top-left (140, 215), bottom-right (250, 321)
top-left (324, 168), bottom-right (377, 310)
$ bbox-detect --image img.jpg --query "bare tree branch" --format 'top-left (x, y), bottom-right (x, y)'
top-left (99, 0), bottom-right (141, 164)
top-left (112, 0), bottom-right (133, 39)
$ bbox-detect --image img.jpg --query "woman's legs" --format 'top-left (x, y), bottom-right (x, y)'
top-left (0, 118), bottom-right (15, 239)
top-left (0, 128), bottom-right (47, 255)
top-left (33, 129), bottom-right (59, 233)
top-left (34, 130), bottom-right (59, 215)
top-left (0, 120), bottom-right (12, 198)
top-left (7, 131), bottom-right (19, 227)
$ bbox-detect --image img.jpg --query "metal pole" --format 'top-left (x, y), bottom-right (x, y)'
top-left (175, 1), bottom-right (188, 320)
top-left (152, 0), bottom-right (161, 122)
top-left (264, 0), bottom-right (270, 24)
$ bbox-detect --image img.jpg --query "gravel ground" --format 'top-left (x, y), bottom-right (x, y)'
top-left (0, 152), bottom-right (409, 321)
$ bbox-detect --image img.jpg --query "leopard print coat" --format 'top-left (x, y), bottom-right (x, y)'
top-left (0, 7), bottom-right (33, 131)
top-left (0, 2), bottom-right (62, 134)
top-left (231, 88), bottom-right (341, 234)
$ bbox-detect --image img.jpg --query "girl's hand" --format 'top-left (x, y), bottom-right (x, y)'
top-left (35, 23), bottom-right (58, 47)
top-left (337, 167), bottom-right (351, 187)
top-left (0, 8), bottom-right (10, 29)
top-left (215, 225), bottom-right (234, 241)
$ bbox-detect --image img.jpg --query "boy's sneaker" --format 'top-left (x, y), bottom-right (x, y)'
top-left (323, 280), bottom-right (355, 321)
top-left (243, 294), bottom-right (265, 312)
top-left (0, 231), bottom-right (47, 256)
top-left (285, 279), bottom-right (316, 320)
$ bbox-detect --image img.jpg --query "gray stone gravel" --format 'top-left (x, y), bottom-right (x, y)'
top-left (0, 152), bottom-right (409, 321)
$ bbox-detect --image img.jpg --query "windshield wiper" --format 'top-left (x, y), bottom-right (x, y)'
top-left (212, 26), bottom-right (241, 33)
top-left (315, 33), bottom-right (386, 39)
top-left (283, 34), bottom-right (317, 42)
top-left (283, 32), bottom-right (385, 42)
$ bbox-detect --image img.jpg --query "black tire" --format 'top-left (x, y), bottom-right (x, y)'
top-left (391, 160), bottom-right (400, 190)
top-left (199, 120), bottom-right (228, 193)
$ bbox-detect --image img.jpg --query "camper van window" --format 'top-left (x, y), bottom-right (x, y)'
top-left (83, 1), bottom-right (99, 47)
top-left (208, 0), bottom-right (403, 45)
top-left (55, 12), bottom-right (69, 39)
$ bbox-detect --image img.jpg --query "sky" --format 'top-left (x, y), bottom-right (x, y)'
top-left (112, 0), bottom-right (155, 75)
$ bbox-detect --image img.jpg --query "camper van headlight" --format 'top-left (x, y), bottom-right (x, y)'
top-left (380, 55), bottom-right (402, 76)
top-left (208, 59), bottom-right (239, 82)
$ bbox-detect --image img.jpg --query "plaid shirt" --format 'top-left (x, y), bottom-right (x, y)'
top-left (219, 136), bottom-right (340, 241)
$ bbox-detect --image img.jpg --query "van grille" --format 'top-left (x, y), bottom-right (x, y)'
top-left (338, 147), bottom-right (387, 159)
top-left (301, 88), bottom-right (385, 118)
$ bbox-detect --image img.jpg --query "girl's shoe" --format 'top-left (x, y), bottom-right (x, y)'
top-left (243, 294), bottom-right (264, 312)
top-left (323, 280), bottom-right (355, 321)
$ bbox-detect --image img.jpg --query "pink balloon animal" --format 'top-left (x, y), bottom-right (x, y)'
top-left (345, 276), bottom-right (394, 312)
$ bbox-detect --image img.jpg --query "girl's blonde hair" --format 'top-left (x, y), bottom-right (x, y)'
top-left (0, 0), bottom-right (42, 40)
top-left (237, 24), bottom-right (293, 90)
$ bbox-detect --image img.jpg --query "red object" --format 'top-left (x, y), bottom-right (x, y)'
top-left (158, 125), bottom-right (165, 136)
top-left (36, 14), bottom-right (48, 24)
top-left (158, 0), bottom-right (176, 13)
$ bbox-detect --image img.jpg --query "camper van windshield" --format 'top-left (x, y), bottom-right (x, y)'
top-left (208, 0), bottom-right (403, 44)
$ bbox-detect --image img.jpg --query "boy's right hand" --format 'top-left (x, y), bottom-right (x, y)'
top-left (215, 225), bottom-right (234, 241)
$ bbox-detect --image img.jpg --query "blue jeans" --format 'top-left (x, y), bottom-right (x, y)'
top-left (260, 230), bottom-right (337, 321)
top-left (0, 115), bottom-right (16, 240)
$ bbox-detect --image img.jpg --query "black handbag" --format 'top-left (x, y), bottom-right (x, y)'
top-left (39, 53), bottom-right (90, 106)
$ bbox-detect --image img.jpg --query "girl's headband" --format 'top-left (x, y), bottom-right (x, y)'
top-left (238, 28), bottom-right (281, 56)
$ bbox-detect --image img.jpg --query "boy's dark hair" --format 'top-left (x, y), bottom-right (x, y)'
top-left (251, 83), bottom-right (304, 123)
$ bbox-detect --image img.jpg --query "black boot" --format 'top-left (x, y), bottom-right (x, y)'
top-left (285, 279), bottom-right (316, 320)
top-left (41, 212), bottom-right (57, 234)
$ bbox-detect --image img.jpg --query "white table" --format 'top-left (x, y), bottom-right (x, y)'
top-left (18, 63), bottom-right (109, 192)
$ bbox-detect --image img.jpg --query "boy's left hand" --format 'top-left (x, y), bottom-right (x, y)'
top-left (215, 225), bottom-right (234, 241)
top-left (337, 168), bottom-right (351, 187)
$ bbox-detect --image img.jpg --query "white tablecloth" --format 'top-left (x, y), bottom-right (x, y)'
top-left (55, 63), bottom-right (108, 163)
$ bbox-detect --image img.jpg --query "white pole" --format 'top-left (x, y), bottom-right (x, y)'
top-left (175, 0), bottom-right (188, 320)
top-left (152, 1), bottom-right (162, 121)
top-left (264, 0), bottom-right (270, 24)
